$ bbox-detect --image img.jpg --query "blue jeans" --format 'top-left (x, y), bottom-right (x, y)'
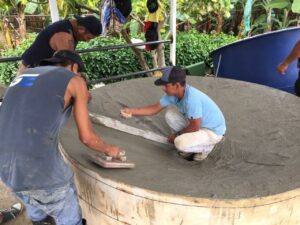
top-left (15, 182), bottom-right (82, 225)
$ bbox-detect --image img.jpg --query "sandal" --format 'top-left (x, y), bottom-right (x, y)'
top-left (0, 203), bottom-right (23, 224)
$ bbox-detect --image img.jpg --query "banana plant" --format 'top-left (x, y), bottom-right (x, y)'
top-left (0, 7), bottom-right (13, 48)
top-left (178, 0), bottom-right (233, 33)
top-left (269, 0), bottom-right (299, 29)
top-left (292, 0), bottom-right (300, 13)
top-left (0, 0), bottom-right (27, 42)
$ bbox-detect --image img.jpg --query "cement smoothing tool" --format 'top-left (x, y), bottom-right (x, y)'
top-left (87, 150), bottom-right (135, 168)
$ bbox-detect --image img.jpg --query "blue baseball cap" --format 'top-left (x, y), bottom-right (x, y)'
top-left (154, 66), bottom-right (186, 86)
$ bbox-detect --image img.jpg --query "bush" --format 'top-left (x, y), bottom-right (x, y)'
top-left (0, 33), bottom-right (37, 85)
top-left (0, 32), bottom-right (237, 85)
top-left (170, 31), bottom-right (237, 68)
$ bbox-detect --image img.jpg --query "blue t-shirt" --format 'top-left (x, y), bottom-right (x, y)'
top-left (160, 85), bottom-right (226, 135)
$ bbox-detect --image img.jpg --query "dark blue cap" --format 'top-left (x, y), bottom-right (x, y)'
top-left (154, 66), bottom-right (186, 86)
top-left (39, 50), bottom-right (85, 72)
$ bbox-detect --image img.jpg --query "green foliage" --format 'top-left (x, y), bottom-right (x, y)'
top-left (0, 32), bottom-right (237, 85)
top-left (292, 0), bottom-right (300, 13)
top-left (178, 0), bottom-right (233, 21)
top-left (269, 0), bottom-right (291, 9)
top-left (0, 33), bottom-right (37, 85)
top-left (77, 37), bottom-right (143, 82)
top-left (167, 31), bottom-right (237, 67)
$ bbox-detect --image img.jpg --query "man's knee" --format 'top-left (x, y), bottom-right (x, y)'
top-left (174, 135), bottom-right (190, 152)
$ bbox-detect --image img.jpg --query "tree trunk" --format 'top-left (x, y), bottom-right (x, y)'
top-left (283, 9), bottom-right (289, 28)
top-left (237, 19), bottom-right (245, 38)
top-left (266, 9), bottom-right (272, 32)
top-left (216, 13), bottom-right (223, 33)
top-left (16, 3), bottom-right (26, 40)
top-left (151, 50), bottom-right (158, 70)
top-left (207, 17), bottom-right (212, 33)
top-left (156, 19), bottom-right (166, 69)
top-left (2, 19), bottom-right (13, 48)
top-left (186, 19), bottom-right (190, 32)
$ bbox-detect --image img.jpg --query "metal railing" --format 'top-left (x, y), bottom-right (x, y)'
top-left (0, 39), bottom-right (172, 83)
top-left (0, 39), bottom-right (172, 63)
top-left (88, 67), bottom-right (166, 85)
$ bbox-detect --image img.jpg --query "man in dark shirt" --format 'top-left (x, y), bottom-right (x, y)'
top-left (1, 50), bottom-right (122, 225)
top-left (20, 15), bottom-right (102, 71)
top-left (277, 40), bottom-right (300, 96)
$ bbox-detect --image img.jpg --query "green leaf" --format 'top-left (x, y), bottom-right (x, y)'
top-left (292, 0), bottom-right (300, 13)
top-left (269, 0), bottom-right (291, 9)
top-left (24, 2), bottom-right (38, 14)
top-left (130, 20), bottom-right (139, 37)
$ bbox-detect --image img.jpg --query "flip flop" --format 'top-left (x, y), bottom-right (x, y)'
top-left (0, 203), bottom-right (23, 224)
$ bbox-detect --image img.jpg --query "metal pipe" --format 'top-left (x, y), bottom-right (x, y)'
top-left (0, 40), bottom-right (172, 63)
top-left (170, 0), bottom-right (177, 65)
top-left (76, 39), bottom-right (172, 54)
top-left (0, 56), bottom-right (21, 63)
top-left (89, 67), bottom-right (166, 84)
top-left (49, 0), bottom-right (59, 22)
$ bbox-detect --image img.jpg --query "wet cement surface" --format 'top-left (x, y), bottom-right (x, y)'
top-left (61, 77), bottom-right (299, 199)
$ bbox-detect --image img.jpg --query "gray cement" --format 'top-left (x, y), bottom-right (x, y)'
top-left (60, 77), bottom-right (300, 199)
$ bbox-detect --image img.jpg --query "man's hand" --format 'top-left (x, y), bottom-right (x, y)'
top-left (277, 62), bottom-right (289, 75)
top-left (167, 133), bottom-right (177, 144)
top-left (104, 145), bottom-right (123, 158)
top-left (120, 108), bottom-right (132, 118)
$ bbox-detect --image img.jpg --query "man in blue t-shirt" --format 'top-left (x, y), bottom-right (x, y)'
top-left (121, 66), bottom-right (226, 161)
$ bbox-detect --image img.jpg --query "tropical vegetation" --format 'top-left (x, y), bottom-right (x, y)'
top-left (0, 0), bottom-right (299, 85)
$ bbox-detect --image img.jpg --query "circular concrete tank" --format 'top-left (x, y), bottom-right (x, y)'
top-left (60, 77), bottom-right (300, 225)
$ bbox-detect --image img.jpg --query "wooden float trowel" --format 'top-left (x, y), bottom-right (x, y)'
top-left (88, 150), bottom-right (135, 169)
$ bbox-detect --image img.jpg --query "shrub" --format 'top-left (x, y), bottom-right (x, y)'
top-left (0, 33), bottom-right (37, 85)
top-left (0, 32), bottom-right (237, 85)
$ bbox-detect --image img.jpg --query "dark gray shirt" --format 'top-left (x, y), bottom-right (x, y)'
top-left (0, 66), bottom-right (74, 191)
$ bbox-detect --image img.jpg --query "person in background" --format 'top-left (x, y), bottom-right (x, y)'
top-left (277, 40), bottom-right (300, 96)
top-left (20, 15), bottom-right (102, 71)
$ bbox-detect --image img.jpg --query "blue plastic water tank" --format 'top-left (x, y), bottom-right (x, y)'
top-left (211, 27), bottom-right (300, 94)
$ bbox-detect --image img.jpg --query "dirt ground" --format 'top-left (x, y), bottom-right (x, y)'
top-left (0, 181), bottom-right (31, 225)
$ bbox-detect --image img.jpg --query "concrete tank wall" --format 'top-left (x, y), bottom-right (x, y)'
top-left (61, 146), bottom-right (300, 225)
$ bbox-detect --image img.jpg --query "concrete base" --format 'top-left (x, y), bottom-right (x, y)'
top-left (60, 77), bottom-right (300, 224)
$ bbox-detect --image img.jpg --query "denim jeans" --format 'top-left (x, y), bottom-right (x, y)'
top-left (15, 182), bottom-right (82, 225)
